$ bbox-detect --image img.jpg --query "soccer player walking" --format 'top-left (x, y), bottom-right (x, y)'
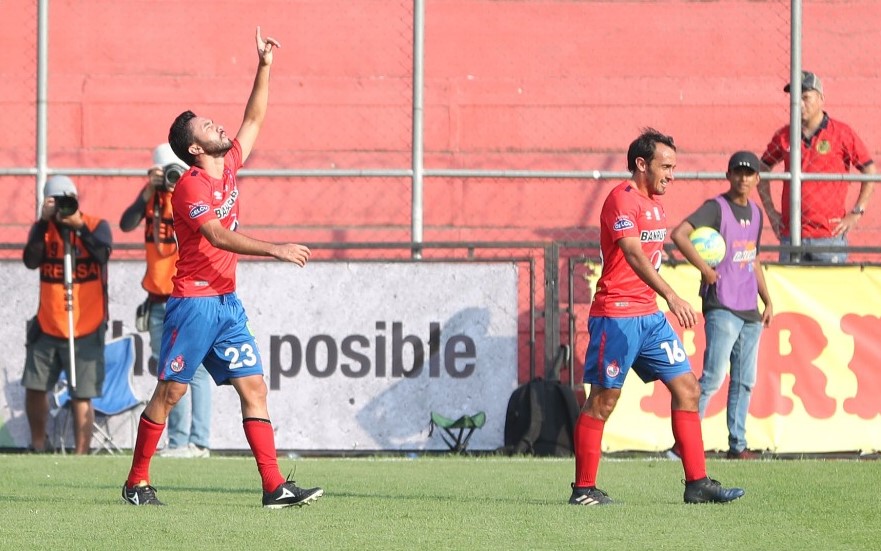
top-left (122, 27), bottom-right (323, 508)
top-left (569, 129), bottom-right (744, 505)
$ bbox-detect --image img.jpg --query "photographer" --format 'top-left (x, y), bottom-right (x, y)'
top-left (22, 175), bottom-right (112, 454)
top-left (119, 144), bottom-right (212, 458)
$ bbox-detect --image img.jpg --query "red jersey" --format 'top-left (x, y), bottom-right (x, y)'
top-left (590, 181), bottom-right (667, 317)
top-left (761, 114), bottom-right (872, 238)
top-left (171, 140), bottom-right (243, 297)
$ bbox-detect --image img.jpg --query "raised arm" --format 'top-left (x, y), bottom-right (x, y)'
top-left (23, 220), bottom-right (49, 269)
top-left (236, 26), bottom-right (281, 163)
top-left (120, 169), bottom-right (161, 231)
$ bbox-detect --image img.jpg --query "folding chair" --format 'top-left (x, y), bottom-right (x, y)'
top-left (52, 335), bottom-right (145, 454)
top-left (428, 411), bottom-right (486, 453)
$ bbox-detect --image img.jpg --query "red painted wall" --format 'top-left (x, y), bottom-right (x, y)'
top-left (2, 1), bottom-right (880, 250)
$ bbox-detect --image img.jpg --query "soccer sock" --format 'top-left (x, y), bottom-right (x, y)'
top-left (574, 414), bottom-right (605, 488)
top-left (243, 418), bottom-right (286, 492)
top-left (671, 409), bottom-right (708, 482)
top-left (126, 414), bottom-right (165, 487)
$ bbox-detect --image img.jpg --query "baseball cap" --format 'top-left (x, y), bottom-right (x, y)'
top-left (152, 143), bottom-right (188, 168)
top-left (783, 71), bottom-right (824, 94)
top-left (727, 151), bottom-right (761, 173)
top-left (43, 175), bottom-right (78, 197)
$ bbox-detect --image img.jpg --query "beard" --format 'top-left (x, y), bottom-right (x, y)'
top-left (201, 136), bottom-right (234, 158)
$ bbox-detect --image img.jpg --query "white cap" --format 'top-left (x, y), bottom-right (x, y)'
top-left (152, 143), bottom-right (188, 168)
top-left (44, 175), bottom-right (78, 197)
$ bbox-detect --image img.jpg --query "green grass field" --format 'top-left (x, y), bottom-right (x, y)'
top-left (1, 454), bottom-right (878, 550)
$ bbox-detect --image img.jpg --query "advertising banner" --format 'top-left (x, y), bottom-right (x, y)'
top-left (0, 261), bottom-right (519, 451)
top-left (593, 264), bottom-right (881, 453)
top-left (4, 258), bottom-right (879, 453)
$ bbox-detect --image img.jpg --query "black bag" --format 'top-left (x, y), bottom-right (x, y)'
top-left (135, 298), bottom-right (151, 333)
top-left (503, 377), bottom-right (580, 456)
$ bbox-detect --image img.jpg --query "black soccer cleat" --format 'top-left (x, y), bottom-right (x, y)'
top-left (122, 483), bottom-right (165, 506)
top-left (568, 483), bottom-right (613, 506)
top-left (262, 480), bottom-right (324, 509)
top-left (683, 477), bottom-right (745, 504)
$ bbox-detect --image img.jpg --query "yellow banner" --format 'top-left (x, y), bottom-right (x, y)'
top-left (587, 264), bottom-right (881, 453)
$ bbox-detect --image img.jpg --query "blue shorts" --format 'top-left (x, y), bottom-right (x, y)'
top-left (582, 312), bottom-right (692, 389)
top-left (159, 293), bottom-right (263, 385)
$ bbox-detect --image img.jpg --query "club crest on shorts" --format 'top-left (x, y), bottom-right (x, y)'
top-left (605, 360), bottom-right (620, 378)
top-left (170, 355), bottom-right (186, 373)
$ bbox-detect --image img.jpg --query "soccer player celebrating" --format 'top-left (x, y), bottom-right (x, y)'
top-left (568, 128), bottom-right (744, 505)
top-left (122, 27), bottom-right (323, 508)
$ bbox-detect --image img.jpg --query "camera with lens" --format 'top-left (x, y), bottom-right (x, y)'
top-left (53, 195), bottom-right (79, 217)
top-left (161, 164), bottom-right (187, 190)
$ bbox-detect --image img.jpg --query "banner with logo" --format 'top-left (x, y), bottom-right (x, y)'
top-left (592, 263), bottom-right (881, 453)
top-left (0, 261), bottom-right (519, 451)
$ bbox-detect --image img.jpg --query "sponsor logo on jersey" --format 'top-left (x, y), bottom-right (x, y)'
top-left (188, 203), bottom-right (209, 219)
top-left (640, 228), bottom-right (667, 242)
top-left (732, 247), bottom-right (757, 263)
top-left (170, 355), bottom-right (186, 373)
top-left (613, 217), bottom-right (634, 231)
top-left (214, 189), bottom-right (239, 220)
top-left (605, 360), bottom-right (620, 378)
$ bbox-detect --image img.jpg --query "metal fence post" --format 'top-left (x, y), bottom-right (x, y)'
top-left (543, 242), bottom-right (560, 380)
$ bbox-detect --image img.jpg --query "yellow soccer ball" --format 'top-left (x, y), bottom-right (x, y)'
top-left (689, 226), bottom-right (726, 267)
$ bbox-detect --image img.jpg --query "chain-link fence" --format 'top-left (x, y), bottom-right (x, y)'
top-left (3, 1), bottom-right (881, 386)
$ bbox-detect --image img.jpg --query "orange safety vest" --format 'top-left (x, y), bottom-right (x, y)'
top-left (37, 214), bottom-right (108, 338)
top-left (142, 191), bottom-right (178, 296)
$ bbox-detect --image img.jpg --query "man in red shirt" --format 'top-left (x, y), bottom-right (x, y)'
top-left (569, 128), bottom-right (744, 506)
top-left (759, 71), bottom-right (875, 263)
top-left (122, 27), bottom-right (323, 508)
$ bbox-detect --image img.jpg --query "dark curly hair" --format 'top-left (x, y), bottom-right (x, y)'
top-left (168, 110), bottom-right (198, 167)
